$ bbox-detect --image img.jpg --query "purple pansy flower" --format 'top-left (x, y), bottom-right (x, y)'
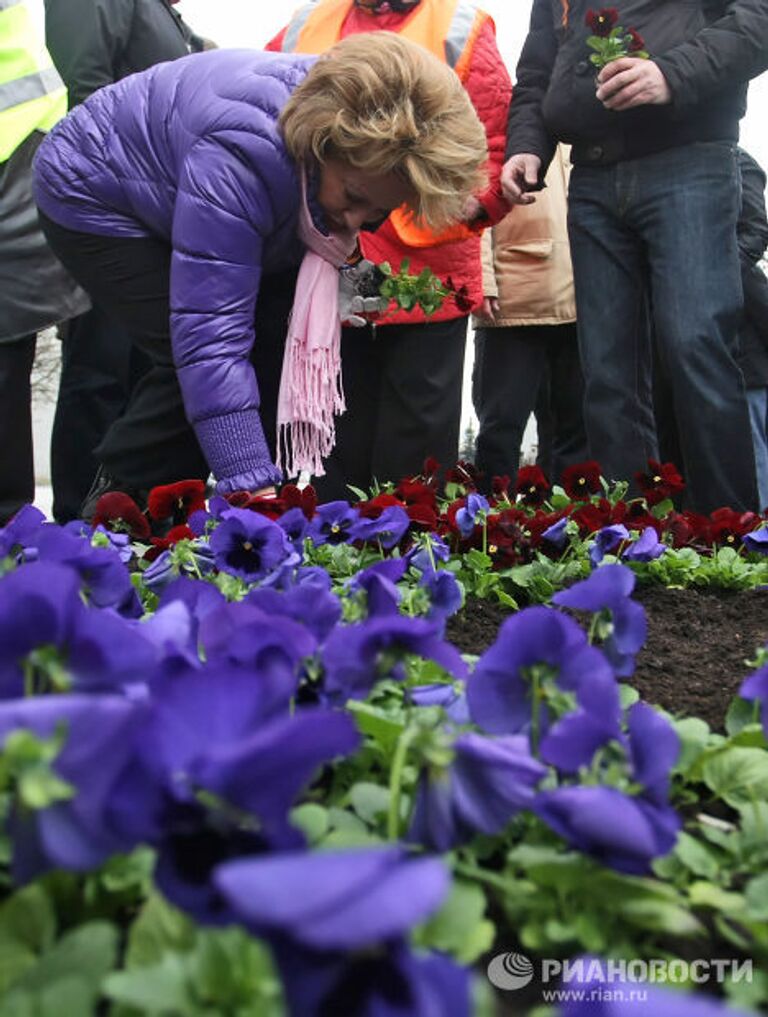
top-left (277, 505), bottom-right (310, 552)
top-left (106, 662), bottom-right (360, 922)
top-left (217, 848), bottom-right (468, 1016)
top-left (535, 703), bottom-right (680, 873)
top-left (0, 562), bottom-right (156, 697)
top-left (0, 694), bottom-right (142, 881)
top-left (467, 606), bottom-right (620, 737)
top-left (408, 682), bottom-right (470, 724)
top-left (141, 543), bottom-right (216, 593)
top-left (215, 847), bottom-right (449, 950)
top-left (246, 583), bottom-right (342, 643)
top-left (209, 508), bottom-right (295, 582)
top-left (306, 501), bottom-right (360, 546)
top-left (33, 524), bottom-right (138, 614)
top-left (742, 526), bottom-right (768, 554)
top-left (589, 524), bottom-right (629, 566)
top-left (408, 733), bottom-right (546, 851)
top-left (541, 516), bottom-right (569, 549)
top-left (349, 505), bottom-right (411, 549)
top-left (622, 526), bottom-right (666, 562)
top-left (553, 564), bottom-right (647, 677)
top-left (740, 663), bottom-right (768, 737)
top-left (272, 939), bottom-right (470, 1017)
top-left (456, 493), bottom-right (490, 538)
top-left (0, 504), bottom-right (46, 560)
top-left (405, 533), bottom-right (451, 574)
top-left (419, 568), bottom-right (463, 624)
top-left (322, 615), bottom-right (468, 703)
top-left (346, 559), bottom-right (407, 618)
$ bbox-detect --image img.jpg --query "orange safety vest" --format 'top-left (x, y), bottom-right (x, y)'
top-left (279, 0), bottom-right (491, 248)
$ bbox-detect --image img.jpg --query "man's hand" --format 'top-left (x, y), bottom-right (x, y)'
top-left (501, 154), bottom-right (542, 206)
top-left (596, 58), bottom-right (672, 111)
top-left (480, 296), bottom-right (500, 322)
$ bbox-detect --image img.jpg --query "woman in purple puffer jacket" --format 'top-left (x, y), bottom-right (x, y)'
top-left (33, 33), bottom-right (487, 516)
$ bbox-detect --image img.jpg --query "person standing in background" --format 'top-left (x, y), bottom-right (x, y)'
top-left (502, 0), bottom-right (768, 514)
top-left (735, 149), bottom-right (768, 510)
top-left (44, 0), bottom-right (209, 521)
top-left (472, 144), bottom-right (587, 489)
top-left (268, 0), bottom-right (511, 498)
top-left (0, 0), bottom-right (89, 525)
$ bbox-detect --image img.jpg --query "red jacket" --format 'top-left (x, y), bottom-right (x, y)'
top-left (267, 3), bottom-right (512, 324)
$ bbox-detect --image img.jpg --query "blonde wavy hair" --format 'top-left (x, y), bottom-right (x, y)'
top-left (280, 32), bottom-right (488, 231)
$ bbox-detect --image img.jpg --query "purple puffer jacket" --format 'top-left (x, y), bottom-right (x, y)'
top-left (34, 49), bottom-right (316, 494)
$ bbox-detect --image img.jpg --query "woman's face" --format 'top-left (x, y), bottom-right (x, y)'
top-left (317, 160), bottom-right (415, 234)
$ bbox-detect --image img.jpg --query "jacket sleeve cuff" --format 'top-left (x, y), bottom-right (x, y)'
top-left (194, 410), bottom-right (283, 494)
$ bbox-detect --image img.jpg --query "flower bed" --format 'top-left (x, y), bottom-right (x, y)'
top-left (0, 461), bottom-right (767, 1016)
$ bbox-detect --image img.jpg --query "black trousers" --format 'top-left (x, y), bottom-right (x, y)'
top-left (0, 334), bottom-right (36, 524)
top-left (51, 306), bottom-right (151, 522)
top-left (40, 212), bottom-right (296, 490)
top-left (312, 317), bottom-right (467, 502)
top-left (472, 323), bottom-right (588, 488)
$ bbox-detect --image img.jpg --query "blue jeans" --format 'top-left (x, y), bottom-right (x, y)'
top-left (747, 387), bottom-right (768, 510)
top-left (568, 142), bottom-right (758, 513)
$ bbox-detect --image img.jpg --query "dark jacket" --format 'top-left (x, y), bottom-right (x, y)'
top-left (34, 50), bottom-right (313, 493)
top-left (45, 0), bottom-right (203, 108)
top-left (506, 0), bottom-right (768, 171)
top-left (737, 149), bottom-right (768, 388)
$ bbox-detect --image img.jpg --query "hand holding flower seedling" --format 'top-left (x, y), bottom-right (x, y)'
top-left (585, 9), bottom-right (672, 112)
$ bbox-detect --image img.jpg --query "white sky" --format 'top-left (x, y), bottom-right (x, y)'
top-left (177, 0), bottom-right (768, 176)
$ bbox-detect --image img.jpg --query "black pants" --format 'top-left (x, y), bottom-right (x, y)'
top-left (51, 306), bottom-right (151, 522)
top-left (472, 323), bottom-right (588, 488)
top-left (0, 334), bottom-right (36, 524)
top-left (313, 317), bottom-right (467, 502)
top-left (40, 212), bottom-right (296, 490)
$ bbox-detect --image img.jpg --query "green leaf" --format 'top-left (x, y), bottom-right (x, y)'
top-left (124, 894), bottom-right (195, 970)
top-left (7, 921), bottom-right (117, 1012)
top-left (104, 953), bottom-right (193, 1013)
top-left (702, 746), bottom-right (768, 807)
top-left (349, 782), bottom-right (391, 826)
top-left (688, 881), bottom-right (746, 917)
top-left (744, 872), bottom-right (768, 920)
top-left (290, 803), bottom-right (329, 845)
top-left (347, 701), bottom-right (405, 753)
top-left (673, 832), bottom-right (722, 880)
top-left (671, 716), bottom-right (711, 774)
top-left (726, 697), bottom-right (762, 737)
top-left (0, 883), bottom-right (56, 956)
top-left (415, 881), bottom-right (495, 964)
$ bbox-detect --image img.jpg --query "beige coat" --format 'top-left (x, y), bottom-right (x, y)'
top-left (473, 145), bottom-right (576, 327)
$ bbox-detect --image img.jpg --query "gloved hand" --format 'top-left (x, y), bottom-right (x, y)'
top-left (338, 259), bottom-right (389, 327)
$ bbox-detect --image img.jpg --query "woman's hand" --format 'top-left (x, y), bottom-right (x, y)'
top-left (252, 486), bottom-right (278, 499)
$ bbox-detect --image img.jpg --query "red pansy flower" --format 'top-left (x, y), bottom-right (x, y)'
top-left (394, 478), bottom-right (438, 511)
top-left (445, 460), bottom-right (481, 490)
top-left (92, 492), bottom-right (150, 540)
top-left (143, 524), bottom-right (195, 562)
top-left (585, 7), bottom-right (619, 36)
top-left (490, 474), bottom-right (513, 503)
top-left (708, 508), bottom-right (761, 548)
top-left (281, 483), bottom-right (318, 520)
top-left (147, 479), bottom-right (206, 523)
top-left (634, 459), bottom-right (685, 506)
top-left (224, 491), bottom-right (285, 520)
top-left (515, 465), bottom-right (551, 507)
top-left (626, 27), bottom-right (645, 52)
top-left (561, 460), bottom-right (603, 500)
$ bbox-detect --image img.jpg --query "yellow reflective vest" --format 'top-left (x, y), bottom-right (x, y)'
top-left (0, 0), bottom-right (67, 163)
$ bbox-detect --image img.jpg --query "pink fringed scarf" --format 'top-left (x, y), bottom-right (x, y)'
top-left (276, 173), bottom-right (358, 479)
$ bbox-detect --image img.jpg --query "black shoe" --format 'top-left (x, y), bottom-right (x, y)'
top-left (79, 466), bottom-right (149, 524)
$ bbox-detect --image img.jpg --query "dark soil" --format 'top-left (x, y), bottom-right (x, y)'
top-left (446, 584), bottom-right (768, 730)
